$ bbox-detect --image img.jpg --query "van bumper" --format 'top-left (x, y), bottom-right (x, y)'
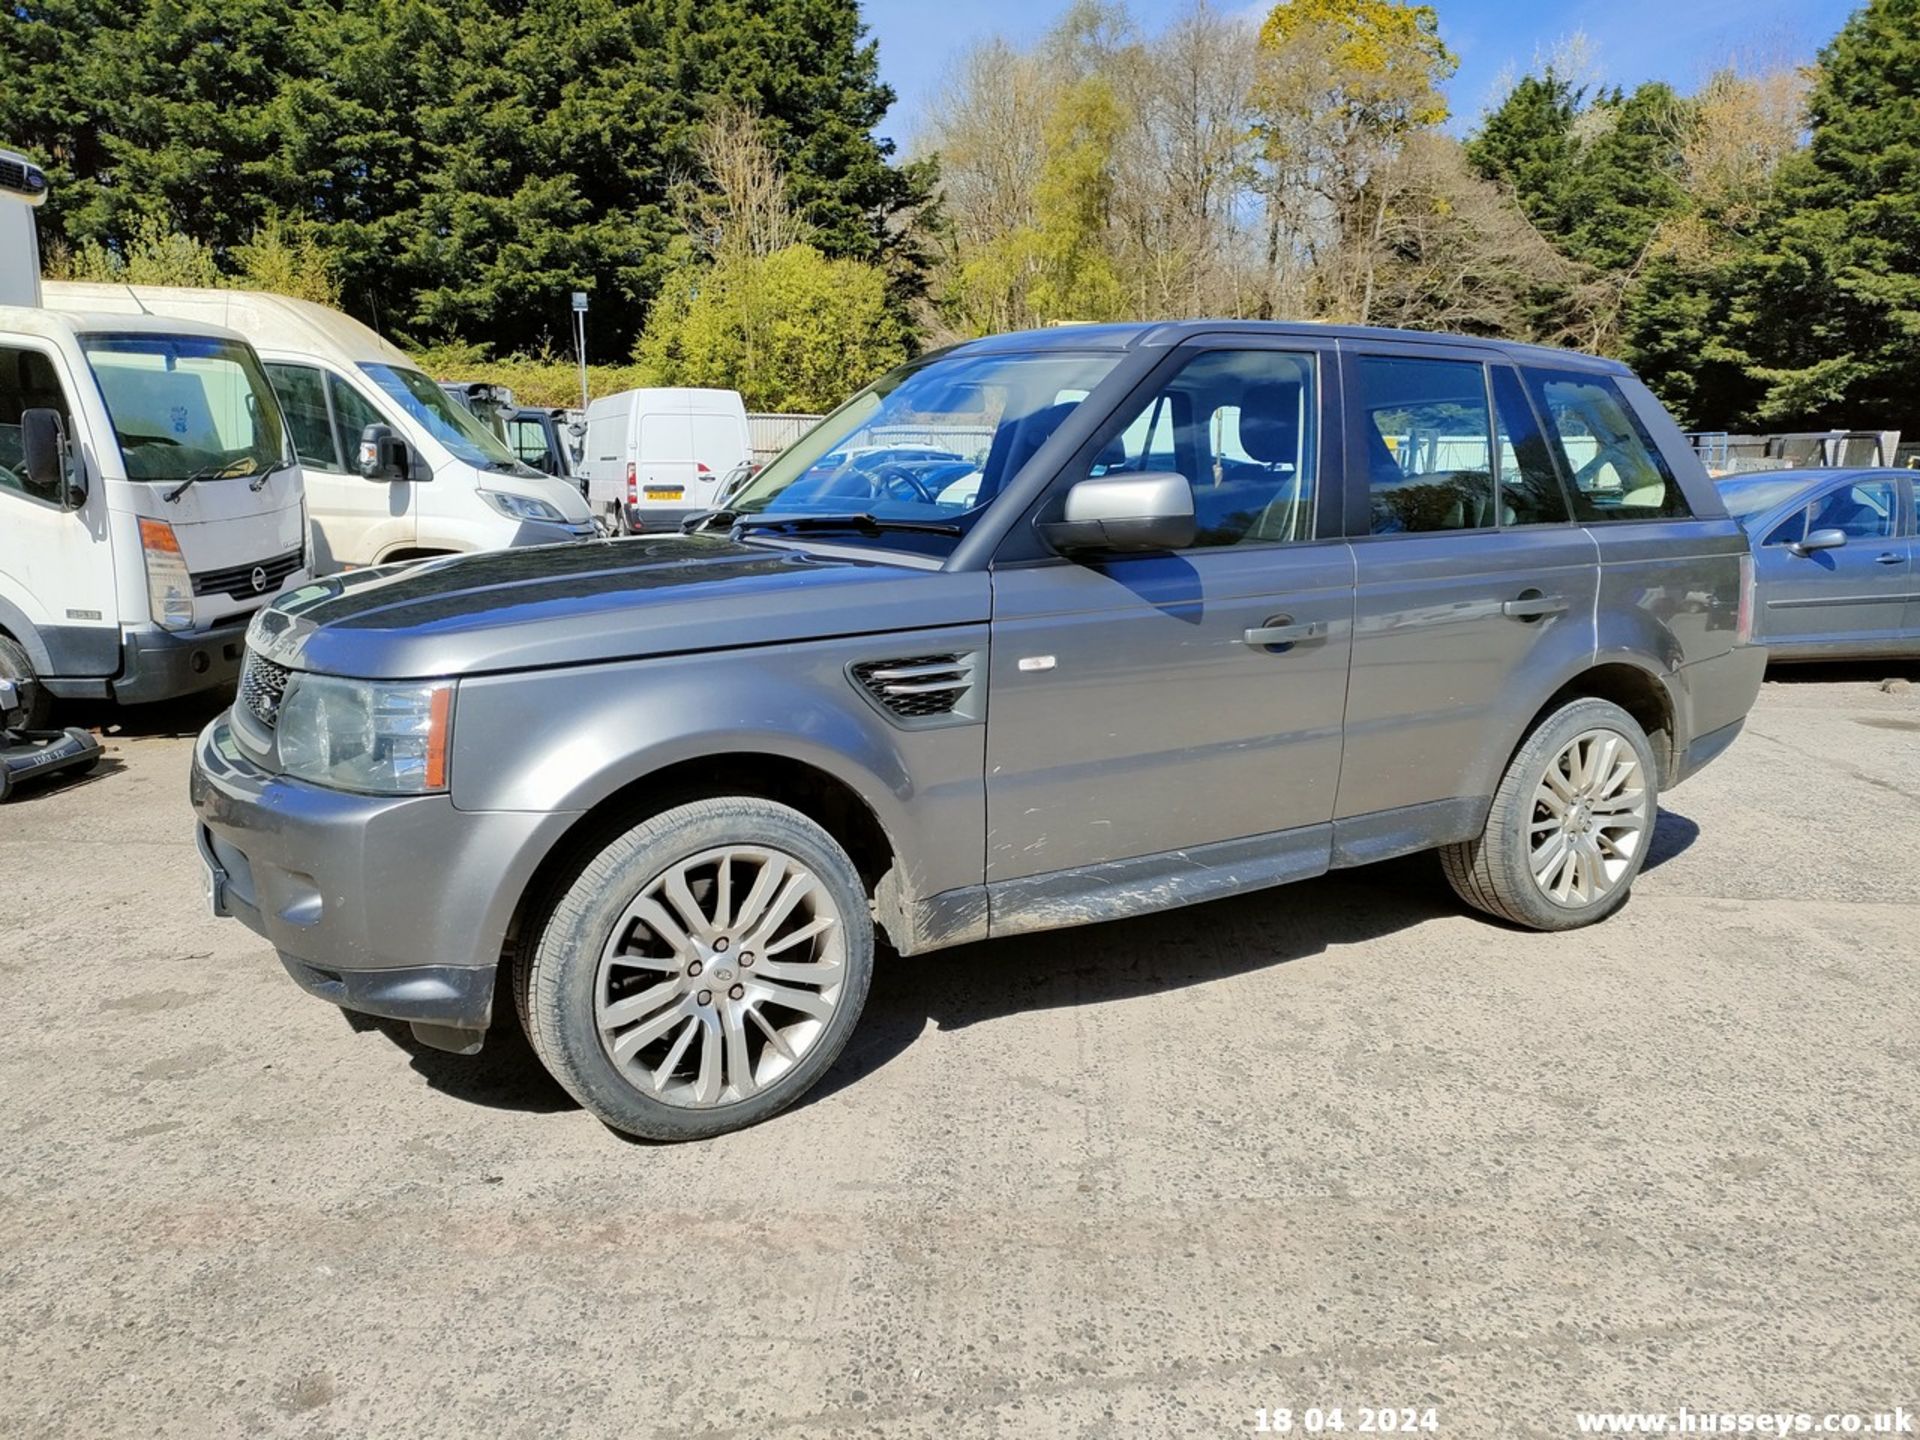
top-left (111, 620), bottom-right (253, 705)
top-left (189, 714), bottom-right (577, 1051)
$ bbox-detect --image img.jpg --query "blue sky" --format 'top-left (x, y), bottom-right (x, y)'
top-left (863, 0), bottom-right (1859, 148)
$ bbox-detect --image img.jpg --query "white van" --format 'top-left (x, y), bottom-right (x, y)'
top-left (581, 387), bottom-right (750, 532)
top-left (43, 284), bottom-right (595, 571)
top-left (1, 154), bottom-right (310, 720)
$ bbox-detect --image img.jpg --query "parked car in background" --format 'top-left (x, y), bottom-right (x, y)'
top-left (3, 150), bottom-right (310, 722)
top-left (580, 387), bottom-right (750, 533)
top-left (43, 285), bottom-right (594, 571)
top-left (193, 321), bottom-right (1765, 1142)
top-left (1716, 468), bottom-right (1916, 660)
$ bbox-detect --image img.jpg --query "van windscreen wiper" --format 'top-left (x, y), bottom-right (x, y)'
top-left (165, 456), bottom-right (263, 503)
top-left (731, 512), bottom-right (963, 538)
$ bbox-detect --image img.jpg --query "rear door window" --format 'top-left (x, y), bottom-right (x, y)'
top-left (1354, 356), bottom-right (1496, 534)
top-left (1490, 367), bottom-right (1570, 526)
top-left (1525, 370), bottom-right (1692, 521)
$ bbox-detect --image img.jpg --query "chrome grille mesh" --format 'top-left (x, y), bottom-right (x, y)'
top-left (237, 650), bottom-right (291, 729)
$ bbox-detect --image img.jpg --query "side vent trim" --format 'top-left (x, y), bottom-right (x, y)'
top-left (849, 652), bottom-right (982, 728)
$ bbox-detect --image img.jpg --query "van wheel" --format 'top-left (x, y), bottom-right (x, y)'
top-left (0, 635), bottom-right (53, 730)
top-left (1440, 697), bottom-right (1659, 931)
top-left (519, 798), bottom-right (874, 1141)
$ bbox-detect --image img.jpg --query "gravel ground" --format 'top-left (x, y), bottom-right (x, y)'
top-left (2, 668), bottom-right (1917, 1439)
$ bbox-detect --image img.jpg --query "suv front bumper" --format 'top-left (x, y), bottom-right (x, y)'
top-left (189, 714), bottom-right (576, 1049)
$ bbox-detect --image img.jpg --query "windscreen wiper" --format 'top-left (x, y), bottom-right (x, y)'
top-left (165, 456), bottom-right (261, 503)
top-left (681, 508), bottom-right (737, 534)
top-left (731, 512), bottom-right (963, 538)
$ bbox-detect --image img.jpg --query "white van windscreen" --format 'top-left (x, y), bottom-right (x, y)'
top-left (82, 334), bottom-right (290, 485)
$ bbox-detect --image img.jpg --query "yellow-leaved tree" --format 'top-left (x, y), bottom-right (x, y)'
top-left (1251, 0), bottom-right (1458, 321)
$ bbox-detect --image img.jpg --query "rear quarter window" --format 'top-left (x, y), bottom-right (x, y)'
top-left (1524, 369), bottom-right (1693, 522)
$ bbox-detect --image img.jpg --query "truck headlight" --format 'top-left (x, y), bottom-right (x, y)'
top-left (277, 675), bottom-right (454, 794)
top-left (478, 489), bottom-right (566, 524)
top-left (138, 518), bottom-right (196, 631)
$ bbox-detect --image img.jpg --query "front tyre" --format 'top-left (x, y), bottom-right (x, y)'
top-left (521, 798), bottom-right (874, 1141)
top-left (1441, 697), bottom-right (1659, 931)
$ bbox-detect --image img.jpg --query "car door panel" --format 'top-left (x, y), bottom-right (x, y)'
top-left (1334, 343), bottom-right (1602, 820)
top-left (984, 339), bottom-right (1355, 893)
top-left (1756, 477), bottom-right (1909, 653)
top-left (986, 544), bottom-right (1355, 881)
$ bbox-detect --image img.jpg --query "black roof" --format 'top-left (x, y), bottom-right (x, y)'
top-left (946, 319), bottom-right (1627, 372)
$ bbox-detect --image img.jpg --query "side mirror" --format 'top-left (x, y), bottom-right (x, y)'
top-left (1038, 472), bottom-right (1196, 556)
top-left (1790, 527), bottom-right (1847, 556)
top-left (21, 407), bottom-right (79, 505)
top-left (357, 423), bottom-right (414, 482)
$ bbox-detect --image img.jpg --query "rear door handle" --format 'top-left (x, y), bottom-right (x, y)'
top-left (1502, 593), bottom-right (1568, 620)
top-left (1244, 618), bottom-right (1328, 650)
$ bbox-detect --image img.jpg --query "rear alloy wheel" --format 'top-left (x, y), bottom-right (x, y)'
top-left (521, 798), bottom-right (873, 1140)
top-left (1440, 696), bottom-right (1658, 931)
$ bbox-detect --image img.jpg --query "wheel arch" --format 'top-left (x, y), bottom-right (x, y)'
top-left (498, 749), bottom-right (902, 989)
top-left (1517, 660), bottom-right (1679, 788)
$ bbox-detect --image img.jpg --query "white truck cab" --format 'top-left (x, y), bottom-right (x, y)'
top-left (1, 150), bottom-right (310, 717)
top-left (42, 285), bottom-right (595, 571)
top-left (581, 387), bottom-right (751, 532)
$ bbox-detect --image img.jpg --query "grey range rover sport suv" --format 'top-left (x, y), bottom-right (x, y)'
top-left (191, 322), bottom-right (1766, 1141)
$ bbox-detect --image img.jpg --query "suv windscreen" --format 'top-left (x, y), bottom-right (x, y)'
top-left (361, 363), bottom-right (539, 476)
top-left (82, 333), bottom-right (291, 484)
top-left (727, 350), bottom-right (1126, 549)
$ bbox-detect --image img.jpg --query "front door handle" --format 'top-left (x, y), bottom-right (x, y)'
top-left (1245, 617), bottom-right (1328, 650)
top-left (1874, 552), bottom-right (1903, 565)
top-left (1502, 592), bottom-right (1569, 621)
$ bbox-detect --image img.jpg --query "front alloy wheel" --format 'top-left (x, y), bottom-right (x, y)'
top-left (521, 798), bottom-right (874, 1141)
top-left (593, 845), bottom-right (849, 1108)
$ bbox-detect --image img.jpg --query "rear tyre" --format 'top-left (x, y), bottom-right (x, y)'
top-left (520, 797), bottom-right (874, 1141)
top-left (0, 634), bottom-right (53, 731)
top-left (1440, 697), bottom-right (1659, 932)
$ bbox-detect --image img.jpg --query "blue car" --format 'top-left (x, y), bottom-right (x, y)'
top-left (1716, 468), bottom-right (1918, 660)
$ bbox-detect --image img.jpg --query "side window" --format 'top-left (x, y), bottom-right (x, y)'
top-left (1355, 356), bottom-right (1496, 534)
top-left (1808, 480), bottom-right (1897, 540)
top-left (327, 374), bottom-right (386, 468)
top-left (1095, 349), bottom-right (1318, 548)
top-left (264, 362), bottom-right (342, 472)
top-left (1490, 367), bottom-right (1570, 525)
top-left (1764, 508), bottom-right (1808, 548)
top-left (0, 344), bottom-right (75, 506)
top-left (1526, 370), bottom-right (1692, 521)
top-left (508, 418), bottom-right (551, 469)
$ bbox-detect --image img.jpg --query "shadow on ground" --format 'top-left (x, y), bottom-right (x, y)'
top-left (60, 688), bottom-right (232, 740)
top-left (361, 807), bottom-right (1699, 1127)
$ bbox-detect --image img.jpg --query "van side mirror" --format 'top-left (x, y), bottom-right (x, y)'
top-left (1790, 527), bottom-right (1847, 556)
top-left (357, 423), bottom-right (413, 482)
top-left (1038, 472), bottom-right (1197, 556)
top-left (20, 407), bottom-right (81, 507)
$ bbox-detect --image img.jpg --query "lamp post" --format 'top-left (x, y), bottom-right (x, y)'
top-left (571, 291), bottom-right (589, 412)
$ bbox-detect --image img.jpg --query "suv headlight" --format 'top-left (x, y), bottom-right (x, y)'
top-left (277, 674), bottom-right (454, 794)
top-left (478, 489), bottom-right (566, 524)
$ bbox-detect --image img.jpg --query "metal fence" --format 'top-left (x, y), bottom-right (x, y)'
top-left (747, 413), bottom-right (823, 464)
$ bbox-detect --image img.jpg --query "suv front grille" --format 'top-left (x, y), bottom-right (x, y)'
top-left (193, 549), bottom-right (304, 603)
top-left (851, 654), bottom-right (978, 724)
top-left (237, 650), bottom-right (292, 729)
